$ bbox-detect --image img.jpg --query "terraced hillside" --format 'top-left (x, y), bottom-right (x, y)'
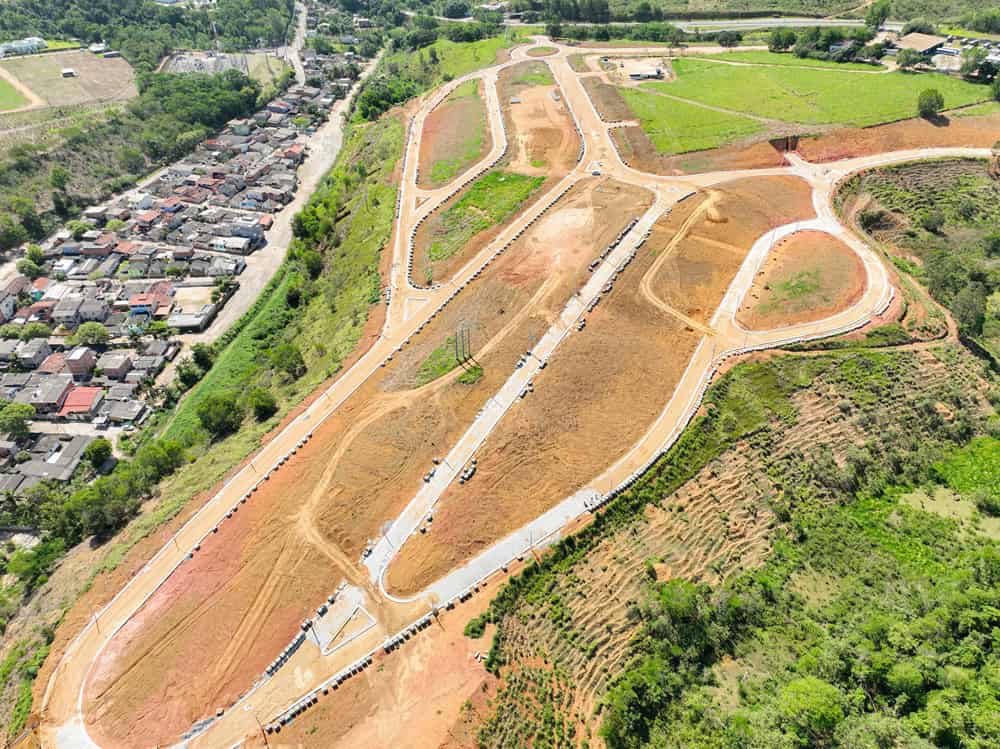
top-left (470, 344), bottom-right (996, 747)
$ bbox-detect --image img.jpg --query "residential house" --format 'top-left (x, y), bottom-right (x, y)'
top-left (59, 387), bottom-right (105, 419)
top-left (66, 347), bottom-right (97, 378)
top-left (15, 373), bottom-right (73, 413)
top-left (16, 339), bottom-right (51, 369)
top-left (52, 295), bottom-right (83, 327)
top-left (96, 352), bottom-right (132, 380)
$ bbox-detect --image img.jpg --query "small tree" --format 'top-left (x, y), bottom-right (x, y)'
top-left (716, 30), bottom-right (741, 48)
top-left (960, 47), bottom-right (988, 78)
top-left (191, 342), bottom-right (215, 371)
top-left (895, 48), bottom-right (923, 70)
top-left (50, 167), bottom-right (70, 191)
top-left (66, 220), bottom-right (91, 241)
top-left (247, 387), bottom-right (278, 421)
top-left (15, 258), bottom-right (41, 279)
top-left (917, 88), bottom-right (944, 118)
top-left (269, 343), bottom-right (306, 379)
top-left (84, 437), bottom-right (113, 469)
top-left (920, 209), bottom-right (945, 233)
top-left (865, 0), bottom-right (890, 30)
top-left (72, 321), bottom-right (110, 346)
top-left (20, 322), bottom-right (50, 341)
top-left (0, 402), bottom-right (35, 440)
top-left (197, 391), bottom-right (245, 439)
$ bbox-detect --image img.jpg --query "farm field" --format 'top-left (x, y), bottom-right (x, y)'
top-left (0, 50), bottom-right (136, 107)
top-left (418, 79), bottom-right (490, 188)
top-left (619, 86), bottom-right (764, 154)
top-left (644, 59), bottom-right (990, 128)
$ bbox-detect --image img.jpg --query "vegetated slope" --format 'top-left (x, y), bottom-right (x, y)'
top-left (838, 158), bottom-right (1000, 360)
top-left (0, 0), bottom-right (295, 71)
top-left (11, 114), bottom-right (402, 742)
top-left (468, 344), bottom-right (997, 748)
top-left (0, 70), bottom-right (261, 247)
top-left (611, 0), bottom-right (984, 21)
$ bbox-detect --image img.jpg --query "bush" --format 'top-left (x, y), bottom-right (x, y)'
top-left (71, 321), bottom-right (110, 346)
top-left (269, 342), bottom-right (306, 379)
top-left (84, 438), bottom-right (113, 469)
top-left (917, 88), bottom-right (944, 118)
top-left (919, 210), bottom-right (945, 234)
top-left (247, 388), bottom-right (278, 421)
top-left (196, 391), bottom-right (245, 438)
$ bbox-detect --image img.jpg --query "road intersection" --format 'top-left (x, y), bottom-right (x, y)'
top-left (39, 36), bottom-right (994, 749)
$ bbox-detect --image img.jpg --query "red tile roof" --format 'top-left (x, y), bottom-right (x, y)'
top-left (59, 386), bottom-right (103, 416)
top-left (38, 352), bottom-right (66, 374)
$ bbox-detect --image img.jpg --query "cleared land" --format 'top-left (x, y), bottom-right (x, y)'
top-left (417, 79), bottom-right (490, 188)
top-left (797, 109), bottom-right (1000, 161)
top-left (649, 176), bottom-right (816, 327)
top-left (385, 176), bottom-right (817, 596)
top-left (736, 230), bottom-right (866, 330)
top-left (413, 62), bottom-right (579, 285)
top-left (0, 50), bottom-right (136, 107)
top-left (644, 59), bottom-right (989, 127)
top-left (81, 175), bottom-right (631, 749)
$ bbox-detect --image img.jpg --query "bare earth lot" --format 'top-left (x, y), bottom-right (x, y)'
top-left (737, 230), bottom-right (866, 330)
top-left (0, 50), bottom-right (137, 107)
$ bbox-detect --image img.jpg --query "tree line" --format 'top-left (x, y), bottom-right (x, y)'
top-left (0, 0), bottom-right (294, 72)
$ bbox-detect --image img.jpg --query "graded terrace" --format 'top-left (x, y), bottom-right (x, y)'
top-left (37, 30), bottom-right (1000, 749)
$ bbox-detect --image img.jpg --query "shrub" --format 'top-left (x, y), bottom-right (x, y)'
top-left (919, 210), bottom-right (945, 234)
top-left (917, 88), bottom-right (944, 118)
top-left (247, 388), bottom-right (278, 421)
top-left (84, 438), bottom-right (113, 469)
top-left (196, 391), bottom-right (245, 438)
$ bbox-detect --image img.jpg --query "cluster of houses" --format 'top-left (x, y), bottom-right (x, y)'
top-left (0, 433), bottom-right (96, 496)
top-left (0, 36), bottom-right (47, 58)
top-left (889, 31), bottom-right (1000, 71)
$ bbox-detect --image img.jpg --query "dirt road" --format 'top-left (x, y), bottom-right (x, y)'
top-left (39, 35), bottom-right (993, 749)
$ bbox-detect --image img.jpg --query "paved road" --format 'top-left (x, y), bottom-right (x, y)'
top-left (40, 35), bottom-right (991, 749)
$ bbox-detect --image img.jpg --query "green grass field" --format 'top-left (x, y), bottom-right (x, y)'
top-left (699, 49), bottom-right (883, 71)
top-left (428, 170), bottom-right (544, 261)
top-left (619, 86), bottom-right (763, 154)
top-left (391, 36), bottom-right (516, 84)
top-left (0, 78), bottom-right (28, 111)
top-left (510, 61), bottom-right (554, 86)
top-left (953, 101), bottom-right (1000, 118)
top-left (429, 80), bottom-right (486, 185)
top-left (643, 59), bottom-right (990, 127)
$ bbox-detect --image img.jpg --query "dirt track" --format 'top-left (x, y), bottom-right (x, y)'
top-left (38, 33), bottom-right (997, 749)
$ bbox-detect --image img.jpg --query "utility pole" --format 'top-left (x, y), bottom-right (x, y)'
top-left (253, 713), bottom-right (270, 747)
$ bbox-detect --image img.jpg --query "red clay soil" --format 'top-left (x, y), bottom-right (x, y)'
top-left (417, 79), bottom-right (492, 189)
top-left (797, 111), bottom-right (1000, 162)
top-left (614, 127), bottom-right (788, 174)
top-left (241, 584), bottom-right (501, 749)
top-left (651, 176), bottom-right (817, 327)
top-left (79, 179), bottom-right (642, 749)
top-left (412, 62), bottom-right (580, 286)
top-left (736, 230), bottom-right (866, 330)
top-left (387, 199), bottom-right (725, 596)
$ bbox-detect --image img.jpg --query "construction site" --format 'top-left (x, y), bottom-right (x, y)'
top-left (34, 32), bottom-right (1000, 749)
